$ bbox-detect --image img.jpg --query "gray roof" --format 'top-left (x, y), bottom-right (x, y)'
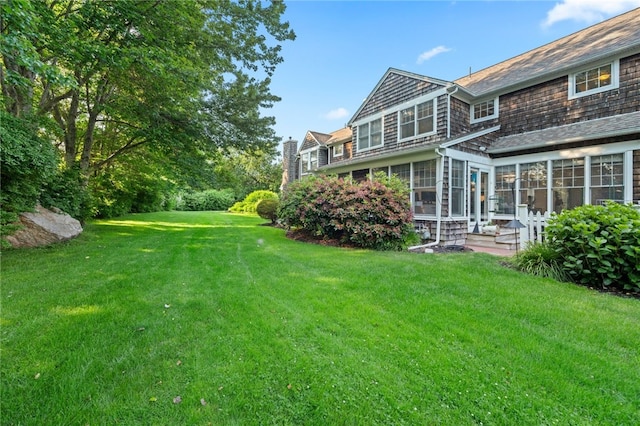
top-left (455, 8), bottom-right (640, 97)
top-left (488, 111), bottom-right (640, 154)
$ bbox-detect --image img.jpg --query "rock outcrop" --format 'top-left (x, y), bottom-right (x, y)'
top-left (5, 205), bottom-right (83, 248)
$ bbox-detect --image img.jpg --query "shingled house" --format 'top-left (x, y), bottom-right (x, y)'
top-left (283, 9), bottom-right (640, 246)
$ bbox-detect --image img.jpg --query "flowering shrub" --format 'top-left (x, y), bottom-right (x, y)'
top-left (544, 202), bottom-right (640, 291)
top-left (278, 174), bottom-right (415, 250)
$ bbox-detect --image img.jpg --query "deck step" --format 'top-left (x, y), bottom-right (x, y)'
top-left (466, 233), bottom-right (518, 250)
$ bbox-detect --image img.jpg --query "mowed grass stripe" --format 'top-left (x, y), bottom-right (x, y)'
top-left (1, 211), bottom-right (639, 425)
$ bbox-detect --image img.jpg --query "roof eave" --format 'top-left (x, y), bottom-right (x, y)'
top-left (488, 128), bottom-right (640, 154)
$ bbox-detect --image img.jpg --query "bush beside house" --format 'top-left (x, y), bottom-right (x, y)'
top-left (278, 174), bottom-right (416, 251)
top-left (515, 202), bottom-right (640, 292)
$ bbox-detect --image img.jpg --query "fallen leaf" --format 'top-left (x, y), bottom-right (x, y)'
top-left (218, 386), bottom-right (224, 391)
top-left (164, 304), bottom-right (171, 309)
top-left (173, 396), bottom-right (182, 404)
top-left (34, 373), bottom-right (41, 380)
top-left (149, 396), bottom-right (158, 402)
top-left (287, 384), bottom-right (292, 390)
top-left (176, 360), bottom-right (182, 366)
top-left (200, 398), bottom-right (207, 406)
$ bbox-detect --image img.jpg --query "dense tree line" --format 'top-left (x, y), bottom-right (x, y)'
top-left (1, 0), bottom-right (294, 231)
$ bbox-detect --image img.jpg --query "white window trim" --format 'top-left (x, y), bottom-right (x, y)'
top-left (568, 59), bottom-right (619, 100)
top-left (397, 98), bottom-right (437, 143)
top-left (333, 144), bottom-right (343, 156)
top-left (357, 117), bottom-right (384, 153)
top-left (470, 97), bottom-right (499, 124)
top-left (299, 148), bottom-right (318, 175)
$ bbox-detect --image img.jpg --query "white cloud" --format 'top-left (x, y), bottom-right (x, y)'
top-left (542, 0), bottom-right (640, 27)
top-left (416, 46), bottom-right (452, 64)
top-left (324, 107), bottom-right (349, 120)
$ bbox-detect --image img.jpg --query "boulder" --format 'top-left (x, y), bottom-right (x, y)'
top-left (5, 205), bottom-right (83, 248)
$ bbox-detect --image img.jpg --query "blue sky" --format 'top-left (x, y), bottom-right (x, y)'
top-left (267, 0), bottom-right (640, 149)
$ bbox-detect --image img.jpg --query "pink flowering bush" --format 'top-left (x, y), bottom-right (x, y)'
top-left (278, 174), bottom-right (415, 250)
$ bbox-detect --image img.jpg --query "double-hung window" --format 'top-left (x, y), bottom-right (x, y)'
top-left (301, 150), bottom-right (318, 174)
top-left (399, 99), bottom-right (435, 140)
top-left (333, 144), bottom-right (343, 157)
top-left (357, 118), bottom-right (382, 151)
top-left (569, 60), bottom-right (619, 99)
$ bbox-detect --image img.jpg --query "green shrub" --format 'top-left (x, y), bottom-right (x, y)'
top-left (229, 190), bottom-right (278, 213)
top-left (256, 199), bottom-right (279, 224)
top-left (0, 112), bottom-right (58, 244)
top-left (545, 202), bottom-right (640, 291)
top-left (41, 167), bottom-right (94, 222)
top-left (177, 189), bottom-right (236, 211)
top-left (511, 241), bottom-right (569, 282)
top-left (278, 174), bottom-right (414, 251)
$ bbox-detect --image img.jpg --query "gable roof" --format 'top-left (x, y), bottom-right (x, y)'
top-left (325, 127), bottom-right (352, 145)
top-left (299, 127), bottom-right (352, 152)
top-left (454, 8), bottom-right (640, 97)
top-left (348, 68), bottom-right (451, 125)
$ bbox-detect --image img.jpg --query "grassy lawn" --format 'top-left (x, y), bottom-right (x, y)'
top-left (2, 211), bottom-right (639, 425)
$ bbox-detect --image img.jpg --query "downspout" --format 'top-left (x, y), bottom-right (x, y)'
top-left (409, 147), bottom-right (446, 250)
top-left (409, 85), bottom-right (457, 251)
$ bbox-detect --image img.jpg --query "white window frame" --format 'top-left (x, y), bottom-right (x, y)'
top-left (357, 117), bottom-right (383, 152)
top-left (300, 149), bottom-right (318, 175)
top-left (398, 99), bottom-right (436, 142)
top-left (569, 60), bottom-right (619, 99)
top-left (470, 97), bottom-right (499, 124)
top-left (333, 144), bottom-right (343, 157)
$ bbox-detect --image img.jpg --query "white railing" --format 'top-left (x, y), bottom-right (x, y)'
top-left (516, 204), bottom-right (551, 246)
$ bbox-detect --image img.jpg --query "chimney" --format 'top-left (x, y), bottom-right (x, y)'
top-left (280, 137), bottom-right (298, 190)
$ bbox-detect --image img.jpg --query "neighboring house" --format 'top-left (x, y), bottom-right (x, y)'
top-left (283, 8), bottom-right (640, 246)
top-left (299, 127), bottom-right (353, 178)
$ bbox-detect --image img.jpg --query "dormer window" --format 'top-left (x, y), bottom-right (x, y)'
top-left (470, 98), bottom-right (498, 123)
top-left (569, 60), bottom-right (619, 99)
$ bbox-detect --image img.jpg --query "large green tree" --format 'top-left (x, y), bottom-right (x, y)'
top-left (1, 0), bottom-right (294, 210)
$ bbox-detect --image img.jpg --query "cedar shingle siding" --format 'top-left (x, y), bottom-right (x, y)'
top-left (284, 9), bottom-right (640, 247)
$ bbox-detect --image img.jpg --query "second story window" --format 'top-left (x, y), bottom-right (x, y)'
top-left (333, 144), bottom-right (343, 156)
top-left (357, 118), bottom-right (382, 151)
top-left (569, 60), bottom-right (619, 99)
top-left (301, 150), bottom-right (318, 174)
top-left (399, 100), bottom-right (435, 140)
top-left (471, 98), bottom-right (498, 123)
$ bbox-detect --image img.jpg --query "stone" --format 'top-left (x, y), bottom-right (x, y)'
top-left (5, 205), bottom-right (83, 248)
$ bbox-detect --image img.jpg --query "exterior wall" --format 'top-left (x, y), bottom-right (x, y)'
top-left (353, 73), bottom-right (444, 120)
top-left (634, 149), bottom-right (640, 203)
top-left (498, 54), bottom-right (640, 136)
top-left (449, 97), bottom-right (471, 137)
top-left (350, 73), bottom-right (449, 162)
top-left (300, 133), bottom-right (320, 151)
